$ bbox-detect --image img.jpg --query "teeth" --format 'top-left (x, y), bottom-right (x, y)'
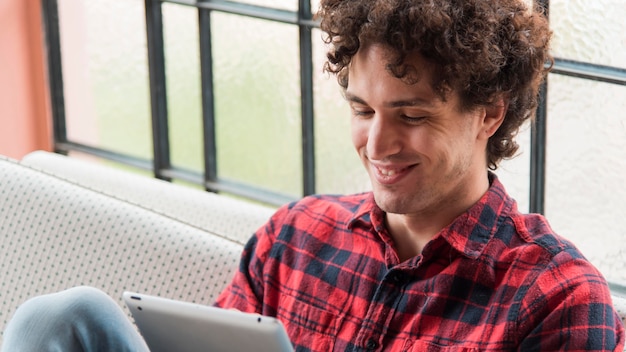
top-left (378, 168), bottom-right (397, 176)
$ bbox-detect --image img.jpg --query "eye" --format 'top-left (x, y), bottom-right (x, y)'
top-left (351, 108), bottom-right (373, 117)
top-left (400, 114), bottom-right (426, 124)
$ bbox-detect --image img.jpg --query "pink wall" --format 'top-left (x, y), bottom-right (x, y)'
top-left (0, 0), bottom-right (52, 159)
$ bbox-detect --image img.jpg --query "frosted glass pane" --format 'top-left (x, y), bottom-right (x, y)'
top-left (232, 0), bottom-right (297, 11)
top-left (311, 0), bottom-right (320, 14)
top-left (212, 13), bottom-right (302, 197)
top-left (551, 0), bottom-right (626, 69)
top-left (493, 122), bottom-right (531, 214)
top-left (58, 0), bottom-right (152, 159)
top-left (163, 4), bottom-right (203, 172)
top-left (312, 30), bottom-right (371, 195)
top-left (545, 75), bottom-right (626, 284)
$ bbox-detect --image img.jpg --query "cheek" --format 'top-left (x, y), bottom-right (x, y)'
top-left (351, 119), bottom-right (368, 150)
top-left (405, 129), bottom-right (433, 154)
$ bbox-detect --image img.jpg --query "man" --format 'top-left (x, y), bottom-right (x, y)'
top-left (2, 0), bottom-right (624, 351)
top-left (213, 0), bottom-right (625, 350)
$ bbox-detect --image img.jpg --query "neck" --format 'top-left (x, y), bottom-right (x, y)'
top-left (386, 172), bottom-right (491, 262)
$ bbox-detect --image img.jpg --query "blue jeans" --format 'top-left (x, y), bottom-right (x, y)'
top-left (1, 286), bottom-right (149, 352)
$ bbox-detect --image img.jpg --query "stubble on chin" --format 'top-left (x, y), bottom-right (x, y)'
top-left (372, 186), bottom-right (427, 215)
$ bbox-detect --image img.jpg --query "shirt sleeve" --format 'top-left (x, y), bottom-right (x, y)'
top-left (516, 250), bottom-right (625, 351)
top-left (212, 203), bottom-right (287, 314)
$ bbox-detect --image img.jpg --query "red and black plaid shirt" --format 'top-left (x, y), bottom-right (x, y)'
top-left (215, 176), bottom-right (625, 351)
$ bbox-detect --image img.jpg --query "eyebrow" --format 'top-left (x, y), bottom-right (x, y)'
top-left (344, 92), bottom-right (434, 109)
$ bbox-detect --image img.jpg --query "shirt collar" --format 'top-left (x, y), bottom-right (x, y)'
top-left (347, 192), bottom-right (379, 230)
top-left (440, 173), bottom-right (515, 259)
top-left (347, 172), bottom-right (516, 259)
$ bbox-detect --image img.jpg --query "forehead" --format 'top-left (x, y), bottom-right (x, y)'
top-left (346, 44), bottom-right (445, 104)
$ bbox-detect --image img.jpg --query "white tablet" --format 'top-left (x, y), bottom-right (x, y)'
top-left (123, 292), bottom-right (294, 352)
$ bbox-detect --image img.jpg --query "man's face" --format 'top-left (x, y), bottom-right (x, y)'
top-left (346, 44), bottom-right (492, 217)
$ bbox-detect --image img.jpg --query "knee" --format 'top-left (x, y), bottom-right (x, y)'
top-left (2, 286), bottom-right (115, 350)
top-left (53, 286), bottom-right (115, 308)
top-left (11, 286), bottom-right (113, 324)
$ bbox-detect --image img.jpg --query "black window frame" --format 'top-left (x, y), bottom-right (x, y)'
top-left (41, 0), bottom-right (626, 211)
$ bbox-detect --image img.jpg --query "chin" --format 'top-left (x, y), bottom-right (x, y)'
top-left (372, 191), bottom-right (414, 215)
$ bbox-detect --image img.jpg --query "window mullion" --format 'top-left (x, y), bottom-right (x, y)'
top-left (528, 0), bottom-right (549, 214)
top-left (144, 0), bottom-right (172, 180)
top-left (530, 82), bottom-right (547, 214)
top-left (198, 8), bottom-right (218, 189)
top-left (299, 0), bottom-right (315, 196)
top-left (41, 0), bottom-right (68, 150)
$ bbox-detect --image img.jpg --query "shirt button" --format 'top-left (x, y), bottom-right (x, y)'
top-left (366, 338), bottom-right (379, 351)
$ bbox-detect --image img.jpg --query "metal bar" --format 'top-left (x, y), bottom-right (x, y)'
top-left (55, 142), bottom-right (154, 171)
top-left (204, 179), bottom-right (296, 206)
top-left (56, 141), bottom-right (293, 206)
top-left (156, 166), bottom-right (294, 206)
top-left (551, 58), bottom-right (626, 86)
top-left (163, 0), bottom-right (319, 27)
top-left (148, 168), bottom-right (294, 206)
top-left (299, 0), bottom-right (315, 195)
top-left (145, 0), bottom-right (172, 180)
top-left (198, 8), bottom-right (219, 190)
top-left (529, 82), bottom-right (547, 214)
top-left (528, 0), bottom-right (549, 214)
top-left (40, 0), bottom-right (68, 151)
top-left (55, 140), bottom-right (293, 205)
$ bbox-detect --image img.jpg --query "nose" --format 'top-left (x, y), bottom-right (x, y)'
top-left (366, 114), bottom-right (402, 160)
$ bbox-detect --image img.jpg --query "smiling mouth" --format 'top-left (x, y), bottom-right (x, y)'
top-left (374, 165), bottom-right (414, 178)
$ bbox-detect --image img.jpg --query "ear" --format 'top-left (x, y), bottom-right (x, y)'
top-left (479, 97), bottom-right (508, 140)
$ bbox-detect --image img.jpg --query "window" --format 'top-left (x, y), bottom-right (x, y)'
top-left (41, 0), bottom-right (626, 285)
top-left (44, 0), bottom-right (366, 206)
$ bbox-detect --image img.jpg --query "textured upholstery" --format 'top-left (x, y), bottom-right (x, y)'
top-left (0, 156), bottom-right (247, 343)
top-left (21, 151), bottom-right (276, 245)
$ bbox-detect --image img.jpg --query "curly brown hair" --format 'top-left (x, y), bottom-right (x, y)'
top-left (318, 0), bottom-right (553, 169)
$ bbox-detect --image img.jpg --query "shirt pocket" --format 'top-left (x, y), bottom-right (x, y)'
top-left (403, 339), bottom-right (479, 352)
top-left (280, 298), bottom-right (340, 352)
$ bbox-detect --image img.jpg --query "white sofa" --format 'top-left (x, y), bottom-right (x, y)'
top-left (0, 151), bottom-right (274, 344)
top-left (1, 151), bottom-right (625, 347)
